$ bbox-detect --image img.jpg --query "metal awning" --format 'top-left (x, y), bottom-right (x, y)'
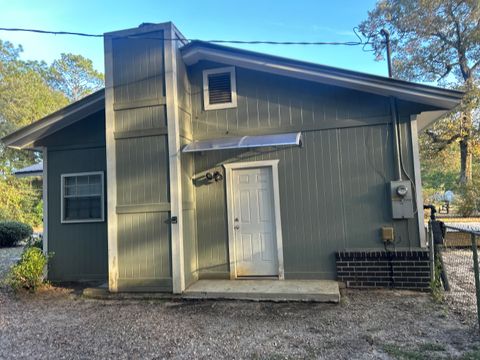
top-left (182, 132), bottom-right (302, 153)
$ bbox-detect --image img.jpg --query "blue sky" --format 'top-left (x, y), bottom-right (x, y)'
top-left (0, 0), bottom-right (385, 76)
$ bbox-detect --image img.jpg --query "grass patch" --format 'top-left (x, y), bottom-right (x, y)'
top-left (382, 342), bottom-right (447, 360)
top-left (382, 344), bottom-right (426, 360)
top-left (430, 257), bottom-right (445, 303)
top-left (418, 343), bottom-right (446, 352)
top-left (460, 346), bottom-right (480, 360)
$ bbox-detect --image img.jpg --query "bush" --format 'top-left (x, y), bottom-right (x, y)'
top-left (0, 221), bottom-right (33, 247)
top-left (455, 184), bottom-right (480, 217)
top-left (7, 247), bottom-right (49, 292)
top-left (25, 235), bottom-right (43, 250)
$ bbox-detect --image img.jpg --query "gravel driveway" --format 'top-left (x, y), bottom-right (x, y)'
top-left (1, 247), bottom-right (479, 359)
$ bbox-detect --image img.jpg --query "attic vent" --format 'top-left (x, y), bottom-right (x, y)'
top-left (203, 67), bottom-right (237, 110)
top-left (208, 73), bottom-right (232, 104)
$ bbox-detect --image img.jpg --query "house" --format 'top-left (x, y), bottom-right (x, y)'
top-left (3, 22), bottom-right (463, 295)
top-left (13, 162), bottom-right (43, 178)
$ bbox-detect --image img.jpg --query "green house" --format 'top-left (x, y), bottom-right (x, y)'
top-left (3, 22), bottom-right (463, 295)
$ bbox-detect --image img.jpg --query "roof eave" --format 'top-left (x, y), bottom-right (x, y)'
top-left (181, 44), bottom-right (463, 110)
top-left (2, 89), bottom-right (105, 150)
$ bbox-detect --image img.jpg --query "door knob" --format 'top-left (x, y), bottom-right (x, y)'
top-left (234, 218), bottom-right (239, 222)
top-left (234, 225), bottom-right (240, 230)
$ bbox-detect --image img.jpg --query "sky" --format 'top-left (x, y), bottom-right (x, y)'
top-left (0, 0), bottom-right (386, 76)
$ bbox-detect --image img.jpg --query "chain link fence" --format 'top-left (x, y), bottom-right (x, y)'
top-left (439, 223), bottom-right (480, 328)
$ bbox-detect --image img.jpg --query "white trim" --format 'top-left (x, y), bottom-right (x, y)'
top-left (203, 66), bottom-right (237, 111)
top-left (42, 147), bottom-right (48, 278)
top-left (104, 36), bottom-right (118, 292)
top-left (410, 115), bottom-right (426, 247)
top-left (165, 24), bottom-right (185, 294)
top-left (60, 171), bottom-right (105, 224)
top-left (223, 160), bottom-right (285, 280)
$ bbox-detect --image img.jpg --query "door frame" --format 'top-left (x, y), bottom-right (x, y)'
top-left (223, 160), bottom-right (285, 280)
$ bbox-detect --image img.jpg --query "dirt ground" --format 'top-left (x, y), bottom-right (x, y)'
top-left (1, 247), bottom-right (480, 360)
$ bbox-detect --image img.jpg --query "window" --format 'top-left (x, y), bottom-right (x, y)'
top-left (203, 67), bottom-right (237, 110)
top-left (61, 172), bottom-right (104, 223)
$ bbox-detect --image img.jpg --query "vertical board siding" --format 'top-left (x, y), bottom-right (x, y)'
top-left (189, 62), bottom-right (421, 279)
top-left (111, 30), bottom-right (172, 290)
top-left (47, 146), bottom-right (108, 281)
top-left (194, 124), bottom-right (419, 279)
top-left (115, 106), bottom-right (167, 132)
top-left (189, 62), bottom-right (391, 138)
top-left (181, 148), bottom-right (197, 286)
top-left (177, 33), bottom-right (198, 286)
top-left (116, 136), bottom-right (170, 206)
top-left (182, 208), bottom-right (197, 286)
top-left (112, 33), bottom-right (165, 104)
top-left (37, 112), bottom-right (108, 282)
top-left (117, 212), bottom-right (171, 280)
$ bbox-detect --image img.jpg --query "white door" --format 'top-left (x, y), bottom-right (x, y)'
top-left (232, 166), bottom-right (278, 277)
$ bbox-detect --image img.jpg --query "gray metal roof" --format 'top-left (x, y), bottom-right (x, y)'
top-left (13, 162), bottom-right (43, 177)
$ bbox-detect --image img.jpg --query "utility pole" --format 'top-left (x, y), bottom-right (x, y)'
top-left (380, 29), bottom-right (392, 78)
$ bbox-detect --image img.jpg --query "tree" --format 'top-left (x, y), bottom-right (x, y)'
top-left (359, 0), bottom-right (479, 184)
top-left (0, 40), bottom-right (68, 170)
top-left (49, 53), bottom-right (104, 101)
top-left (0, 42), bottom-right (104, 226)
top-left (0, 40), bottom-right (68, 226)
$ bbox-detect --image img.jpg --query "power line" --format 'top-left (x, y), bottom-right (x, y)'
top-left (0, 26), bottom-right (373, 47)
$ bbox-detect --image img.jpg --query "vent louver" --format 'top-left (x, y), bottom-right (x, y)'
top-left (208, 72), bottom-right (232, 104)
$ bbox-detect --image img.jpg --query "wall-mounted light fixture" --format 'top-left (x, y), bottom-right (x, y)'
top-left (205, 171), bottom-right (223, 182)
top-left (213, 171), bottom-right (223, 182)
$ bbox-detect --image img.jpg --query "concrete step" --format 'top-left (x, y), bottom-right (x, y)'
top-left (183, 279), bottom-right (340, 303)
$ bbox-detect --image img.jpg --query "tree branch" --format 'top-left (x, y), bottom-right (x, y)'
top-left (425, 131), bottom-right (461, 150)
top-left (472, 59), bottom-right (480, 71)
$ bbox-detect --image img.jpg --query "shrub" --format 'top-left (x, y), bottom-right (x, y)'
top-left (0, 221), bottom-right (33, 247)
top-left (25, 235), bottom-right (43, 250)
top-left (455, 184), bottom-right (480, 217)
top-left (7, 247), bottom-right (49, 292)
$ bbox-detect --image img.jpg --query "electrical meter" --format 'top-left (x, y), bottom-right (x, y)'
top-left (390, 180), bottom-right (414, 219)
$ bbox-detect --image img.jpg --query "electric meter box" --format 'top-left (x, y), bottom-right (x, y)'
top-left (390, 180), bottom-right (414, 219)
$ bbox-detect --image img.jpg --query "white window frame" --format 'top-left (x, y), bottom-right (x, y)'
top-left (203, 66), bottom-right (237, 111)
top-left (60, 171), bottom-right (105, 224)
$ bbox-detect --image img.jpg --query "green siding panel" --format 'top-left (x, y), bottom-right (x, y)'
top-left (193, 125), bottom-right (419, 279)
top-left (115, 106), bottom-right (167, 132)
top-left (116, 136), bottom-right (170, 206)
top-left (189, 62), bottom-right (422, 280)
top-left (111, 29), bottom-right (172, 290)
top-left (177, 32), bottom-right (198, 287)
top-left (117, 212), bottom-right (171, 281)
top-left (36, 111), bottom-right (105, 148)
top-left (189, 61), bottom-right (392, 138)
top-left (112, 32), bottom-right (165, 104)
top-left (47, 146), bottom-right (107, 281)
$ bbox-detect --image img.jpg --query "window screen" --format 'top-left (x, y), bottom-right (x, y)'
top-left (62, 172), bottom-right (104, 222)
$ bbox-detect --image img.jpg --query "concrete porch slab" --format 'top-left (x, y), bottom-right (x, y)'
top-left (183, 279), bottom-right (340, 303)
